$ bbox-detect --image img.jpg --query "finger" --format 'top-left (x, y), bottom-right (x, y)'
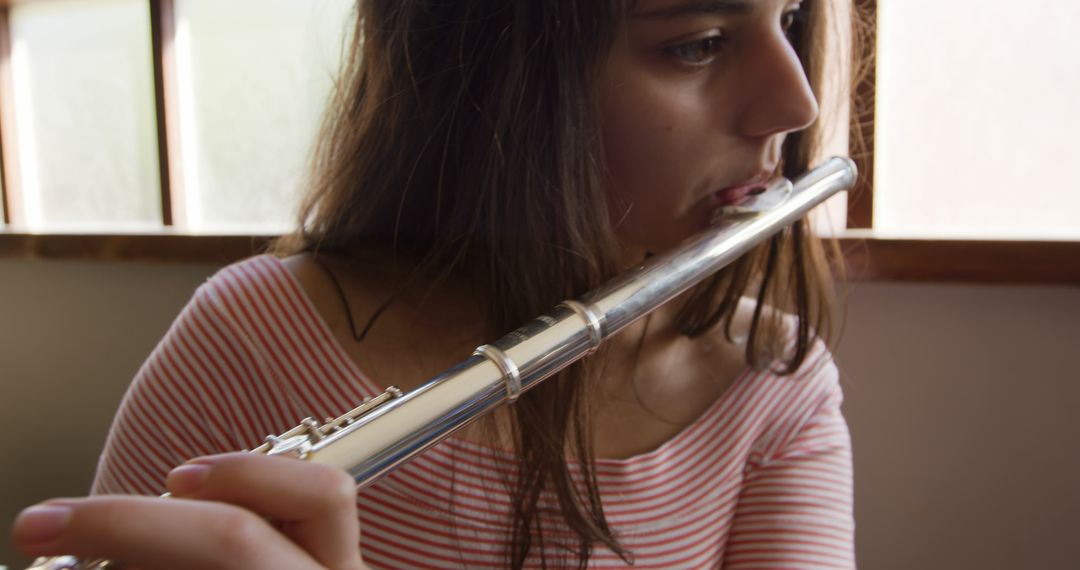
top-left (13, 495), bottom-right (318, 570)
top-left (167, 452), bottom-right (363, 570)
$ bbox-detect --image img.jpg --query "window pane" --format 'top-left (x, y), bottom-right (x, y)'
top-left (875, 0), bottom-right (1080, 239)
top-left (175, 0), bottom-right (353, 233)
top-left (11, 0), bottom-right (161, 232)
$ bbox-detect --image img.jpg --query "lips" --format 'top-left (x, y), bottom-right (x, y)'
top-left (710, 178), bottom-right (771, 208)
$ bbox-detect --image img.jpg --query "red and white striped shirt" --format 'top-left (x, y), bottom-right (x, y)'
top-left (92, 255), bottom-right (855, 569)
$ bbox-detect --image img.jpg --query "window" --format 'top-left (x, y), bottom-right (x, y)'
top-left (7, 0), bottom-right (161, 231)
top-left (842, 0), bottom-right (1078, 283)
top-left (172, 0), bottom-right (352, 232)
top-left (0, 0), bottom-right (353, 234)
top-left (871, 0), bottom-right (1080, 240)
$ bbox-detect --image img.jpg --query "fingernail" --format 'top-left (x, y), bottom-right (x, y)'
top-left (42, 498), bottom-right (79, 507)
top-left (167, 463), bottom-right (211, 495)
top-left (15, 505), bottom-right (73, 543)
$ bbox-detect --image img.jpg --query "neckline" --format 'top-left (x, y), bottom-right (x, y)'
top-left (440, 364), bottom-right (752, 468)
top-left (262, 254), bottom-right (385, 395)
top-left (262, 254), bottom-right (754, 467)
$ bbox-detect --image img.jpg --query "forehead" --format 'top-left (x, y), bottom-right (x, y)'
top-left (629, 0), bottom-right (757, 20)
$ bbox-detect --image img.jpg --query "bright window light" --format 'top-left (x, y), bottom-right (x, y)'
top-left (874, 0), bottom-right (1080, 239)
top-left (173, 0), bottom-right (353, 234)
top-left (10, 0), bottom-right (161, 232)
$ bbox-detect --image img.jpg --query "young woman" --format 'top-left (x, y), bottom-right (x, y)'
top-left (14, 0), bottom-right (855, 568)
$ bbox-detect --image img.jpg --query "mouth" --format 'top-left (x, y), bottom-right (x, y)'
top-left (707, 173), bottom-right (773, 209)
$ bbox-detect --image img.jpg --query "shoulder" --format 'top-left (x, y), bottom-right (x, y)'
top-left (704, 302), bottom-right (845, 467)
top-left (158, 254), bottom-right (362, 423)
top-left (168, 254), bottom-right (318, 347)
top-left (197, 254), bottom-right (295, 305)
top-left (114, 255), bottom-right (314, 456)
top-left (728, 296), bottom-right (837, 379)
top-left (725, 297), bottom-right (841, 418)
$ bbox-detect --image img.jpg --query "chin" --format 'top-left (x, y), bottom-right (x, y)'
top-left (619, 235), bottom-right (681, 264)
top-left (614, 214), bottom-right (707, 262)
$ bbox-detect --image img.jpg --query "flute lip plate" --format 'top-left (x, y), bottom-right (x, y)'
top-left (710, 178), bottom-right (793, 224)
top-left (739, 177), bottom-right (792, 211)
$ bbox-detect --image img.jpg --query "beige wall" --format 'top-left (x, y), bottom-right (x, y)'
top-left (0, 260), bottom-right (220, 569)
top-left (834, 282), bottom-right (1080, 569)
top-left (1, 260), bottom-right (1078, 569)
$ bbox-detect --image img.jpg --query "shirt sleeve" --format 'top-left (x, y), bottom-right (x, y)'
top-left (90, 280), bottom-right (282, 496)
top-left (722, 359), bottom-right (856, 569)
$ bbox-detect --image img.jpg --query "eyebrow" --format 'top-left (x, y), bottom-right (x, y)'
top-left (632, 0), bottom-right (756, 20)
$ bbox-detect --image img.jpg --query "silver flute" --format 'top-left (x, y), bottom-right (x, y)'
top-left (30, 156), bottom-right (856, 570)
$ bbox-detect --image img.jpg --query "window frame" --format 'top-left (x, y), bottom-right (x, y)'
top-left (0, 0), bottom-right (1076, 285)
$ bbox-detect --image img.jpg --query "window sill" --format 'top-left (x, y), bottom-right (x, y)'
top-left (839, 234), bottom-right (1080, 285)
top-left (0, 232), bottom-right (275, 265)
top-left (1, 232), bottom-right (1077, 285)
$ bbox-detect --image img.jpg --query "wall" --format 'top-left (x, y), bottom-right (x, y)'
top-left (0, 260), bottom-right (219, 569)
top-left (835, 282), bottom-right (1080, 569)
top-left (1, 260), bottom-right (1077, 569)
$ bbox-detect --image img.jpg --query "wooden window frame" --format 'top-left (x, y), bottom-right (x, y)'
top-left (0, 0), bottom-right (1076, 285)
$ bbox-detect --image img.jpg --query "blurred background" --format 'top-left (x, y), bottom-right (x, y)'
top-left (1, 0), bottom-right (1078, 568)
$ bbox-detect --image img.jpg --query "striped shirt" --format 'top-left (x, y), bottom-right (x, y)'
top-left (92, 255), bottom-right (855, 569)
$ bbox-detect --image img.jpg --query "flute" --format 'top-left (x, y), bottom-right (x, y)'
top-left (29, 156), bottom-right (856, 570)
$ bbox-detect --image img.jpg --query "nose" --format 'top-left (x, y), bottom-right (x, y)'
top-left (737, 28), bottom-right (820, 139)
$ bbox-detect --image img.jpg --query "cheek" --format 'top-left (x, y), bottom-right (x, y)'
top-left (601, 85), bottom-right (704, 235)
top-left (600, 66), bottom-right (731, 201)
top-left (603, 94), bottom-right (685, 208)
top-left (602, 138), bottom-right (704, 254)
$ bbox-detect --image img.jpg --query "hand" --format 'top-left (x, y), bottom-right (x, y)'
top-left (12, 452), bottom-right (368, 569)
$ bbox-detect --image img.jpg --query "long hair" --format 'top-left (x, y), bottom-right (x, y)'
top-left (273, 1), bottom-right (848, 567)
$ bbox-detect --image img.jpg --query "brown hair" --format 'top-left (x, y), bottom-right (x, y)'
top-left (273, 0), bottom-right (849, 567)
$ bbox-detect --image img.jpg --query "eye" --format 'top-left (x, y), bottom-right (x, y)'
top-left (782, 6), bottom-right (805, 36)
top-left (665, 34), bottom-right (725, 66)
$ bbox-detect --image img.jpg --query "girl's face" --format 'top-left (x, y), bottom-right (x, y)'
top-left (600, 0), bottom-right (818, 260)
